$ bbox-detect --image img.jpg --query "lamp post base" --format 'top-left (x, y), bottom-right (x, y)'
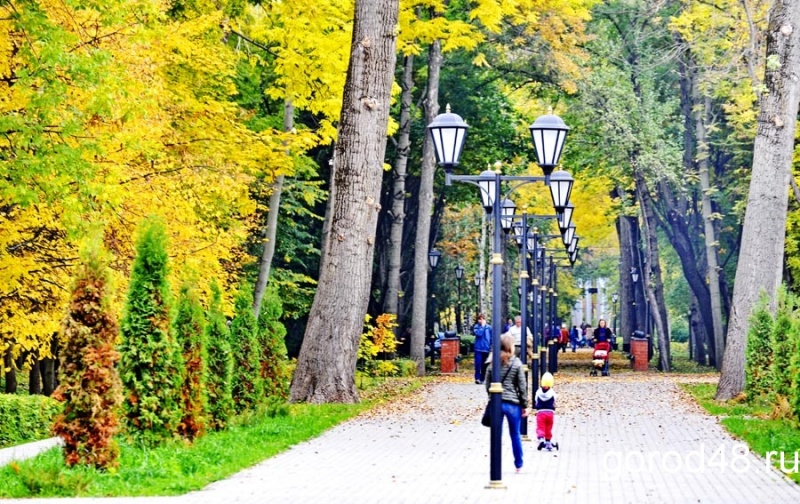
top-left (485, 480), bottom-right (507, 490)
top-left (521, 434), bottom-right (531, 441)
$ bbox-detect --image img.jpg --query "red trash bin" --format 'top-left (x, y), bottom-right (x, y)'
top-left (440, 338), bottom-right (460, 373)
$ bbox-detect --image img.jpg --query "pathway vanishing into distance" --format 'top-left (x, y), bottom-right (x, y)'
top-left (5, 356), bottom-right (800, 504)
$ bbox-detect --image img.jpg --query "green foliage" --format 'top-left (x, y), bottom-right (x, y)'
top-left (119, 218), bottom-right (183, 445)
top-left (174, 281), bottom-right (208, 441)
top-left (0, 403), bottom-right (364, 497)
top-left (744, 297), bottom-right (773, 400)
top-left (791, 314), bottom-right (800, 421)
top-left (683, 383), bottom-right (800, 485)
top-left (0, 394), bottom-right (62, 449)
top-left (52, 242), bottom-right (122, 468)
top-left (229, 285), bottom-right (263, 413)
top-left (393, 359), bottom-right (419, 378)
top-left (358, 314), bottom-right (399, 377)
top-left (770, 288), bottom-right (797, 403)
top-left (0, 376), bottom-right (423, 497)
top-left (256, 285), bottom-right (290, 400)
top-left (204, 281), bottom-right (234, 430)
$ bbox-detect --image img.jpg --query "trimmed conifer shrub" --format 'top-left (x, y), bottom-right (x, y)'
top-left (256, 285), bottom-right (290, 400)
top-left (205, 280), bottom-right (234, 430)
top-left (229, 285), bottom-right (263, 413)
top-left (53, 242), bottom-right (122, 469)
top-left (175, 281), bottom-right (207, 441)
top-left (119, 218), bottom-right (183, 445)
top-left (745, 297), bottom-right (773, 400)
top-left (770, 287), bottom-right (797, 401)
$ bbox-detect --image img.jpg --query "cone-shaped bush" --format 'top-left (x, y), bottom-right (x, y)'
top-left (53, 242), bottom-right (122, 469)
top-left (257, 285), bottom-right (290, 400)
top-left (205, 281), bottom-right (234, 430)
top-left (230, 285), bottom-right (263, 413)
top-left (119, 218), bottom-right (183, 445)
top-left (175, 281), bottom-right (207, 441)
top-left (745, 296), bottom-right (773, 400)
top-left (771, 287), bottom-right (797, 401)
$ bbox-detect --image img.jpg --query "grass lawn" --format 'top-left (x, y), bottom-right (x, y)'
top-left (0, 377), bottom-right (423, 498)
top-left (682, 383), bottom-right (800, 484)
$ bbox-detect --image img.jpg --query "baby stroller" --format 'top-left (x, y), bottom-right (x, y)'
top-left (590, 341), bottom-right (611, 377)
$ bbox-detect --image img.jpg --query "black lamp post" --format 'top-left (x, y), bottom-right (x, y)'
top-left (428, 105), bottom-right (570, 489)
top-left (631, 267), bottom-right (639, 331)
top-left (428, 249), bottom-right (441, 344)
top-left (612, 293), bottom-right (619, 335)
top-left (473, 273), bottom-right (481, 322)
top-left (455, 264), bottom-right (464, 334)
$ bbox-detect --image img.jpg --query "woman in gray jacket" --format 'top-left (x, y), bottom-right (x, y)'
top-left (485, 334), bottom-right (528, 472)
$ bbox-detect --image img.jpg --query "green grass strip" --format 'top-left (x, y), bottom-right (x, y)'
top-left (0, 378), bottom-right (423, 497)
top-left (682, 383), bottom-right (800, 485)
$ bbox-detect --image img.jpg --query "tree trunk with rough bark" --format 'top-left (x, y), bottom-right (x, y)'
top-left (384, 55), bottom-right (415, 319)
top-left (289, 0), bottom-right (399, 403)
top-left (3, 346), bottom-right (16, 393)
top-left (717, 0), bottom-right (800, 400)
top-left (635, 172), bottom-right (670, 371)
top-left (696, 94), bottom-right (726, 370)
top-left (253, 101), bottom-right (293, 319)
top-left (410, 41), bottom-right (442, 376)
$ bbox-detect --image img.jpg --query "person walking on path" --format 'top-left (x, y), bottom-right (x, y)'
top-left (472, 314), bottom-right (492, 384)
top-left (569, 325), bottom-right (579, 352)
top-left (558, 324), bottom-right (569, 353)
top-left (484, 334), bottom-right (528, 472)
top-left (535, 372), bottom-right (557, 451)
top-left (505, 315), bottom-right (533, 359)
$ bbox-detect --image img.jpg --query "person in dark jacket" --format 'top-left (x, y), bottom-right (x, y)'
top-left (484, 334), bottom-right (528, 472)
top-left (472, 314), bottom-right (492, 384)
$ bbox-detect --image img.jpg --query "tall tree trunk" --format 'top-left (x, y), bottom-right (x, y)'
top-left (3, 346), bottom-right (16, 394)
top-left (289, 0), bottom-right (399, 403)
top-left (717, 0), bottom-right (800, 400)
top-left (384, 55), bottom-right (415, 319)
top-left (616, 211), bottom-right (638, 350)
top-left (410, 41), bottom-right (442, 375)
top-left (253, 101), bottom-right (293, 318)
top-left (28, 351), bottom-right (42, 395)
top-left (635, 172), bottom-right (670, 371)
top-left (696, 94), bottom-right (726, 369)
top-left (690, 292), bottom-right (707, 365)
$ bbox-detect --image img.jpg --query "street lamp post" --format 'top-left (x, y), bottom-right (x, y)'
top-left (428, 249), bottom-right (441, 364)
top-left (455, 264), bottom-right (465, 334)
top-left (473, 273), bottom-right (481, 323)
top-left (612, 293), bottom-right (619, 336)
top-left (428, 106), bottom-right (570, 489)
top-left (631, 267), bottom-right (639, 332)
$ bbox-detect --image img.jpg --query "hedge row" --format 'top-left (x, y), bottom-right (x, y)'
top-left (0, 394), bottom-right (62, 448)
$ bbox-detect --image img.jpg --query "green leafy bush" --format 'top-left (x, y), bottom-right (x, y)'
top-left (745, 297), bottom-right (773, 400)
top-left (52, 242), bottom-right (122, 468)
top-left (119, 218), bottom-right (183, 445)
top-left (393, 359), bottom-right (418, 377)
top-left (229, 285), bottom-right (263, 413)
top-left (0, 394), bottom-right (62, 449)
top-left (205, 281), bottom-right (234, 430)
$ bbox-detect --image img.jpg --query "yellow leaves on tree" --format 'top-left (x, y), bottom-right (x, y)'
top-left (358, 314), bottom-right (399, 376)
top-left (1, 0), bottom-right (293, 364)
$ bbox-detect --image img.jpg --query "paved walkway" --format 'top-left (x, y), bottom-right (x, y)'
top-left (5, 369), bottom-right (800, 503)
top-left (0, 437), bottom-right (62, 468)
